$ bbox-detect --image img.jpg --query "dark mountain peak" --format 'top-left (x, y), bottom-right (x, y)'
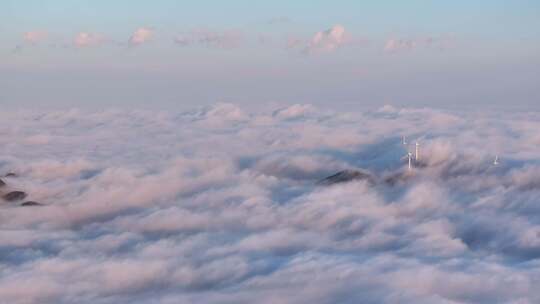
top-left (3, 191), bottom-right (27, 202)
top-left (21, 201), bottom-right (43, 207)
top-left (318, 169), bottom-right (376, 186)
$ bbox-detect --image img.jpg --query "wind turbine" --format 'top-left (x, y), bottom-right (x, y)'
top-left (402, 136), bottom-right (407, 145)
top-left (493, 155), bottom-right (499, 166)
top-left (415, 141), bottom-right (420, 162)
top-left (402, 152), bottom-right (413, 171)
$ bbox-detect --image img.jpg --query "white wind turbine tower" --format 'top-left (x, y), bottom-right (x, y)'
top-left (402, 151), bottom-right (413, 171)
top-left (493, 155), bottom-right (499, 166)
top-left (415, 141), bottom-right (420, 162)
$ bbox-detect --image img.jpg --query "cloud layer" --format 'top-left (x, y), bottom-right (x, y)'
top-left (12, 24), bottom-right (453, 56)
top-left (1, 104), bottom-right (539, 303)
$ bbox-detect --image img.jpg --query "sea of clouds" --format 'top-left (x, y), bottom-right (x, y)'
top-left (1, 103), bottom-right (540, 303)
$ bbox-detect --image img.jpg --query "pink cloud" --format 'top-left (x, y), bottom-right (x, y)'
top-left (305, 24), bottom-right (349, 54)
top-left (74, 32), bottom-right (104, 48)
top-left (384, 38), bottom-right (417, 52)
top-left (384, 35), bottom-right (456, 53)
top-left (129, 27), bottom-right (153, 46)
top-left (1, 105), bottom-right (539, 303)
top-left (23, 31), bottom-right (48, 44)
top-left (174, 29), bottom-right (243, 49)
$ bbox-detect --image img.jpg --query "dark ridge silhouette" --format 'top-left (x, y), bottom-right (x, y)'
top-left (3, 191), bottom-right (27, 202)
top-left (21, 201), bottom-right (43, 207)
top-left (383, 171), bottom-right (415, 186)
top-left (317, 169), bottom-right (376, 186)
top-left (1, 173), bottom-right (42, 206)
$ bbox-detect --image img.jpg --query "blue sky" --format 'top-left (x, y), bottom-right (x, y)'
top-left (2, 0), bottom-right (539, 109)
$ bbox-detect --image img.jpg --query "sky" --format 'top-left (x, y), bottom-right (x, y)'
top-left (1, 0), bottom-right (540, 110)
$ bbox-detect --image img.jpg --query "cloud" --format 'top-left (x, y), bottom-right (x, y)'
top-left (12, 30), bottom-right (48, 53)
top-left (74, 32), bottom-right (104, 48)
top-left (304, 24), bottom-right (349, 54)
top-left (0, 104), bottom-right (540, 303)
top-left (174, 29), bottom-right (243, 49)
top-left (384, 38), bottom-right (418, 52)
top-left (384, 36), bottom-right (455, 53)
top-left (286, 25), bottom-right (352, 55)
top-left (23, 31), bottom-right (48, 44)
top-left (286, 36), bottom-right (304, 49)
top-left (129, 27), bottom-right (153, 46)
top-left (272, 104), bottom-right (318, 120)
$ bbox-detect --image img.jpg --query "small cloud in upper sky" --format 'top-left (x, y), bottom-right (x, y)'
top-left (286, 36), bottom-right (304, 49)
top-left (128, 27), bottom-right (153, 46)
top-left (384, 35), bottom-right (456, 53)
top-left (288, 24), bottom-right (351, 55)
top-left (174, 29), bottom-right (243, 49)
top-left (306, 24), bottom-right (349, 54)
top-left (23, 31), bottom-right (48, 44)
top-left (384, 38), bottom-right (417, 52)
top-left (74, 32), bottom-right (104, 48)
top-left (13, 30), bottom-right (48, 53)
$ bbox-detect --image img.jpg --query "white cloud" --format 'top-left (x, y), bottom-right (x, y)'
top-left (272, 104), bottom-right (317, 120)
top-left (23, 31), bottom-right (48, 44)
top-left (384, 36), bottom-right (456, 53)
top-left (384, 38), bottom-right (417, 52)
top-left (0, 104), bottom-right (539, 303)
top-left (174, 29), bottom-right (243, 49)
top-left (305, 24), bottom-right (349, 54)
top-left (286, 25), bottom-right (352, 55)
top-left (74, 32), bottom-right (104, 47)
top-left (129, 27), bottom-right (153, 46)
top-left (13, 30), bottom-right (48, 53)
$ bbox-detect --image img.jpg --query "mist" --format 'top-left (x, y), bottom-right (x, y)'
top-left (1, 104), bottom-right (540, 303)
